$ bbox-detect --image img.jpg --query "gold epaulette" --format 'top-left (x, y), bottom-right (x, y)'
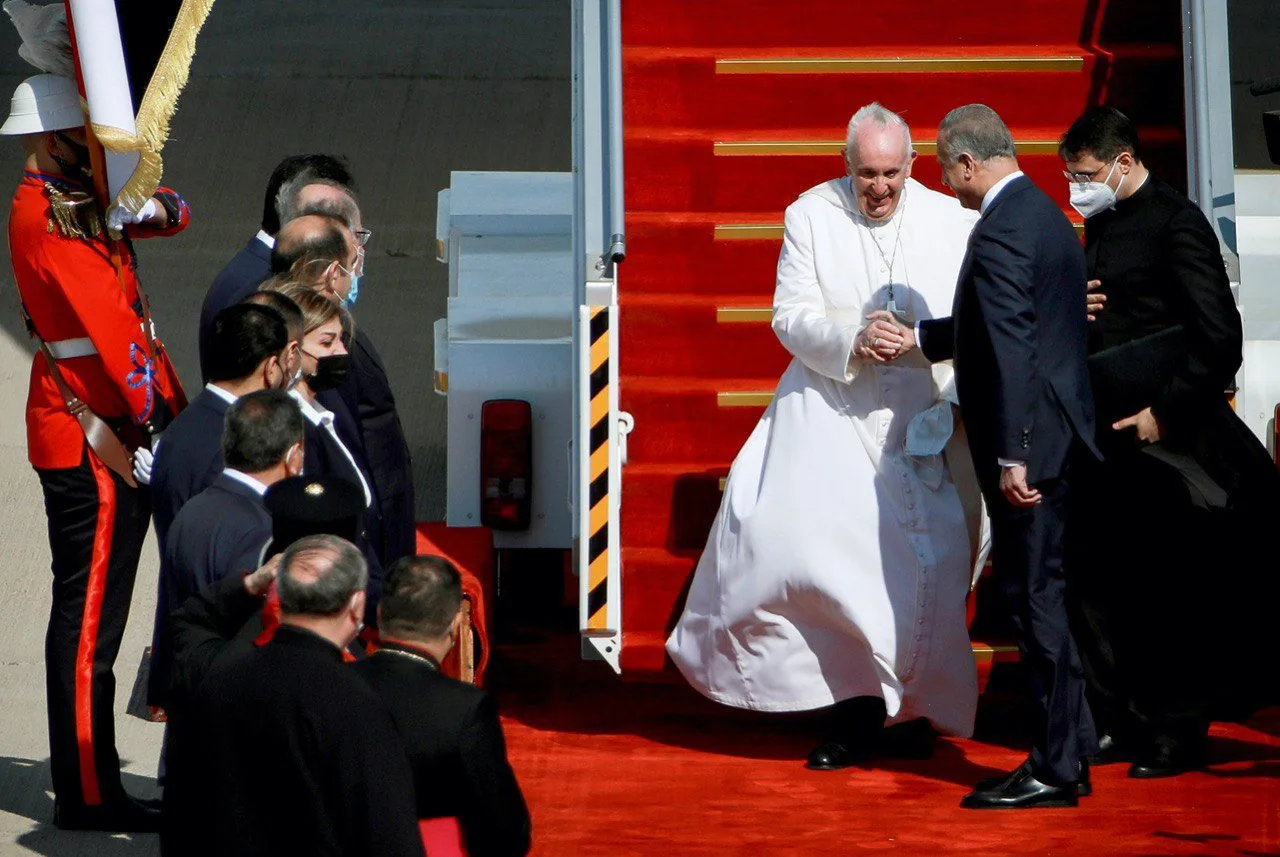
top-left (45, 182), bottom-right (104, 240)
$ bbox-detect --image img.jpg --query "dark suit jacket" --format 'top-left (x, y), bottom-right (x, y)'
top-left (353, 642), bottom-right (531, 857)
top-left (920, 174), bottom-right (1099, 484)
top-left (299, 403), bottom-right (386, 611)
top-left (151, 387), bottom-right (232, 553)
top-left (334, 328), bottom-right (417, 565)
top-left (172, 613), bottom-right (421, 857)
top-left (199, 235), bottom-right (273, 382)
top-left (149, 472), bottom-right (271, 707)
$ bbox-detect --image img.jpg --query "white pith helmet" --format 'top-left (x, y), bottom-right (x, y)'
top-left (0, 73), bottom-right (82, 136)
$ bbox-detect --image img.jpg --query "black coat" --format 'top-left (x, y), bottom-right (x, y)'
top-left (151, 387), bottom-right (231, 553)
top-left (149, 472), bottom-right (271, 707)
top-left (920, 175), bottom-right (1099, 484)
top-left (334, 328), bottom-right (417, 565)
top-left (1070, 175), bottom-right (1280, 721)
top-left (198, 236), bottom-right (272, 382)
top-left (299, 397), bottom-right (386, 611)
top-left (352, 642), bottom-right (532, 857)
top-left (167, 585), bottom-right (422, 857)
top-left (1084, 175), bottom-right (1278, 500)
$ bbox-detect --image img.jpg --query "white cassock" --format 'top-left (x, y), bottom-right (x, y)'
top-left (666, 177), bottom-right (987, 736)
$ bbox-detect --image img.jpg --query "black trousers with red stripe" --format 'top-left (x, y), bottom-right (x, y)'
top-left (37, 444), bottom-right (150, 809)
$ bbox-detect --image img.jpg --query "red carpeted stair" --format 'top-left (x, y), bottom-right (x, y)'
top-left (617, 0), bottom-right (1185, 674)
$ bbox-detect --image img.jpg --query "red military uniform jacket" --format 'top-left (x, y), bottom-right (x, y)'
top-left (8, 170), bottom-right (189, 469)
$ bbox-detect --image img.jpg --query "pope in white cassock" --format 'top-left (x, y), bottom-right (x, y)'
top-left (666, 103), bottom-right (987, 769)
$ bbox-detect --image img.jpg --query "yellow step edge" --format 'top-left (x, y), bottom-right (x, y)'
top-left (716, 222), bottom-right (1084, 240)
top-left (717, 391), bottom-right (775, 407)
top-left (714, 139), bottom-right (1062, 156)
top-left (716, 56), bottom-right (1084, 74)
top-left (714, 223), bottom-right (785, 241)
top-left (972, 643), bottom-right (1021, 664)
top-left (716, 306), bottom-right (774, 323)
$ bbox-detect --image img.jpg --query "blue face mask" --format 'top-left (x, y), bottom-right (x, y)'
top-left (344, 273), bottom-right (360, 308)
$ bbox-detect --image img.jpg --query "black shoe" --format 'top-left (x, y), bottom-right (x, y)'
top-left (961, 766), bottom-right (1079, 809)
top-left (1086, 733), bottom-right (1130, 766)
top-left (1128, 739), bottom-right (1206, 779)
top-left (805, 739), bottom-right (874, 771)
top-left (975, 759), bottom-right (1091, 797)
top-left (54, 795), bottom-right (162, 833)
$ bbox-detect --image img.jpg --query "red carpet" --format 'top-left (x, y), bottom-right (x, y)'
top-left (496, 633), bottom-right (1280, 856)
top-left (617, 1), bottom-right (1187, 674)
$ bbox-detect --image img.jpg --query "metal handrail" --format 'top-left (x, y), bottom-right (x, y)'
top-left (573, 0), bottom-right (626, 291)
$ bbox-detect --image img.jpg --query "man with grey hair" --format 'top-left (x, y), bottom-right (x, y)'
top-left (171, 534), bottom-right (422, 856)
top-left (668, 102), bottom-right (985, 771)
top-left (878, 103), bottom-right (1102, 808)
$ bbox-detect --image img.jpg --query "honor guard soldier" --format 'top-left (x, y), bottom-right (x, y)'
top-left (2, 72), bottom-right (189, 831)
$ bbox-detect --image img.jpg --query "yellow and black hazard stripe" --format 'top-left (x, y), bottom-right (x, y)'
top-left (586, 306), bottom-right (611, 631)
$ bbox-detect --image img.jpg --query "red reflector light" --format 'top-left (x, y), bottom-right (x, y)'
top-left (481, 400), bottom-right (532, 531)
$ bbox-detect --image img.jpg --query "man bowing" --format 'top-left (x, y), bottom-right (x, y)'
top-left (874, 104), bottom-right (1100, 807)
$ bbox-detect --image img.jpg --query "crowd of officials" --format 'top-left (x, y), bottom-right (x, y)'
top-left (4, 67), bottom-right (531, 855)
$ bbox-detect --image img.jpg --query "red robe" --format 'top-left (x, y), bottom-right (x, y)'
top-left (8, 170), bottom-right (189, 468)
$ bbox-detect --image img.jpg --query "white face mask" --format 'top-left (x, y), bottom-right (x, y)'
top-left (1069, 159), bottom-right (1125, 219)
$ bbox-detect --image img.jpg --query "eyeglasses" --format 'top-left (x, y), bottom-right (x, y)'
top-left (354, 228), bottom-right (372, 247)
top-left (1062, 161), bottom-right (1113, 185)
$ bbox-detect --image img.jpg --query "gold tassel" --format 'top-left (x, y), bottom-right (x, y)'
top-left (45, 181), bottom-right (104, 240)
top-left (134, 0), bottom-right (216, 153)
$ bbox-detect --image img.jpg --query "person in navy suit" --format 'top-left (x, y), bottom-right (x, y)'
top-left (868, 104), bottom-right (1100, 808)
top-left (151, 303), bottom-right (296, 550)
top-left (150, 389), bottom-right (304, 709)
top-left (197, 154), bottom-right (355, 381)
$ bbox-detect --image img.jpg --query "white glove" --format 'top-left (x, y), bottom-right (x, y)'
top-left (107, 198), bottom-right (160, 232)
top-left (132, 446), bottom-right (154, 486)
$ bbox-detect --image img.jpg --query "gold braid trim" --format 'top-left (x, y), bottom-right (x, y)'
top-left (45, 182), bottom-right (104, 240)
top-left (90, 0), bottom-right (215, 216)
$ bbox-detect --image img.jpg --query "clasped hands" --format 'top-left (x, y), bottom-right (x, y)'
top-left (854, 311), bottom-right (916, 363)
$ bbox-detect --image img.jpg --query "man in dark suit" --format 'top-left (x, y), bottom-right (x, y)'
top-left (198, 154), bottom-right (355, 381)
top-left (167, 535), bottom-right (422, 857)
top-left (1058, 106), bottom-right (1280, 777)
top-left (151, 303), bottom-right (294, 550)
top-left (273, 207), bottom-right (418, 569)
top-left (353, 555), bottom-right (531, 856)
top-left (150, 389), bottom-right (305, 709)
top-left (869, 104), bottom-right (1100, 808)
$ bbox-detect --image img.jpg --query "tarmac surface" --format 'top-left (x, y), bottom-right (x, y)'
top-left (0, 1), bottom-right (568, 852)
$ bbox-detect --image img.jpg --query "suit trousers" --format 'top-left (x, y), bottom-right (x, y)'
top-left (37, 444), bottom-right (151, 808)
top-left (987, 474), bottom-right (1097, 785)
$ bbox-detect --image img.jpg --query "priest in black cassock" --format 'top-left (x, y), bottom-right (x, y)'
top-left (1059, 106), bottom-right (1280, 779)
top-left (165, 534), bottom-right (421, 857)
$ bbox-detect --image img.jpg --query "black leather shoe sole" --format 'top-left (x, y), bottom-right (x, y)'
top-left (960, 788), bottom-right (1078, 809)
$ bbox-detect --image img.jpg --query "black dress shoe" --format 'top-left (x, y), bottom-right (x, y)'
top-left (805, 740), bottom-right (873, 771)
top-left (1128, 741), bottom-right (1205, 779)
top-left (975, 759), bottom-right (1091, 797)
top-left (54, 795), bottom-right (162, 833)
top-left (961, 766), bottom-right (1079, 809)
